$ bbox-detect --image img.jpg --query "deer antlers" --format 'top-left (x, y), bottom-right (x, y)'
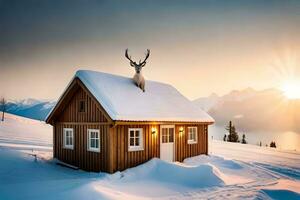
top-left (125, 49), bottom-right (150, 67)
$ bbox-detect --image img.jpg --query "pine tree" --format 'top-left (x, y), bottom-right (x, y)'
top-left (241, 134), bottom-right (247, 144)
top-left (225, 121), bottom-right (239, 142)
top-left (270, 141), bottom-right (276, 148)
top-left (223, 134), bottom-right (227, 141)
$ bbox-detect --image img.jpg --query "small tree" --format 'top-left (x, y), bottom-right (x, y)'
top-left (223, 134), bottom-right (227, 141)
top-left (0, 97), bottom-right (6, 121)
top-left (270, 141), bottom-right (276, 148)
top-left (241, 134), bottom-right (247, 144)
top-left (259, 141), bottom-right (262, 147)
top-left (226, 121), bottom-right (239, 142)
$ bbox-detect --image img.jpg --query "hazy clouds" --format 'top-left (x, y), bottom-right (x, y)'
top-left (1, 0), bottom-right (300, 100)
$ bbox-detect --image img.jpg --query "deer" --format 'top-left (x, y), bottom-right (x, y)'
top-left (125, 49), bottom-right (150, 92)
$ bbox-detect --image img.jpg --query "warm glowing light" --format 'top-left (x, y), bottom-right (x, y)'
top-left (179, 127), bottom-right (184, 136)
top-left (151, 127), bottom-right (157, 135)
top-left (280, 80), bottom-right (300, 99)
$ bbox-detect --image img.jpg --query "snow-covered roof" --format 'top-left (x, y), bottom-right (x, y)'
top-left (74, 70), bottom-right (214, 123)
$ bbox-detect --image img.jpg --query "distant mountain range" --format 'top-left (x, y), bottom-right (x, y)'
top-left (5, 98), bottom-right (56, 121)
top-left (193, 88), bottom-right (300, 132)
top-left (3, 87), bottom-right (300, 132)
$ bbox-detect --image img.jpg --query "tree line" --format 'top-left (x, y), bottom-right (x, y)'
top-left (223, 121), bottom-right (276, 148)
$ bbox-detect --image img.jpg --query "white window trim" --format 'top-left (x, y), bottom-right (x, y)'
top-left (63, 128), bottom-right (74, 149)
top-left (128, 128), bottom-right (144, 152)
top-left (188, 127), bottom-right (198, 144)
top-left (87, 129), bottom-right (100, 152)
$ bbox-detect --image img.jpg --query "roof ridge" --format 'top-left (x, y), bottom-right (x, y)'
top-left (75, 69), bottom-right (173, 87)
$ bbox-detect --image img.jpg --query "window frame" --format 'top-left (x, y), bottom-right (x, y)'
top-left (63, 128), bottom-right (74, 149)
top-left (78, 100), bottom-right (86, 113)
top-left (187, 127), bottom-right (198, 144)
top-left (87, 129), bottom-right (100, 152)
top-left (128, 128), bottom-right (144, 152)
top-left (161, 127), bottom-right (174, 143)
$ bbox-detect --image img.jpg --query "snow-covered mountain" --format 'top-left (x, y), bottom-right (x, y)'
top-left (194, 88), bottom-right (300, 132)
top-left (5, 99), bottom-right (56, 121)
top-left (193, 87), bottom-right (257, 112)
top-left (193, 93), bottom-right (219, 112)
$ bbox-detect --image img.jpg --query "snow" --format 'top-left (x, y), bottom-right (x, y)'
top-left (0, 113), bottom-right (52, 151)
top-left (118, 158), bottom-right (224, 188)
top-left (1, 147), bottom-right (299, 200)
top-left (209, 140), bottom-right (300, 172)
top-left (0, 113), bottom-right (299, 199)
top-left (48, 70), bottom-right (214, 123)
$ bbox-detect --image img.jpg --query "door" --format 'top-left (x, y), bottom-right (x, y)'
top-left (160, 125), bottom-right (175, 162)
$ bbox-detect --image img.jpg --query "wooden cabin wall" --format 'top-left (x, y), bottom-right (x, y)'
top-left (175, 124), bottom-right (208, 162)
top-left (53, 86), bottom-right (110, 172)
top-left (57, 87), bottom-right (108, 123)
top-left (54, 123), bottom-right (110, 172)
top-left (111, 124), bottom-right (160, 172)
top-left (110, 123), bottom-right (208, 172)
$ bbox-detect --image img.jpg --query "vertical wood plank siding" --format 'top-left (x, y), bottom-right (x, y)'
top-left (54, 86), bottom-right (110, 172)
top-left (174, 124), bottom-right (208, 162)
top-left (55, 123), bottom-right (110, 172)
top-left (110, 124), bottom-right (160, 172)
top-left (110, 124), bottom-right (208, 172)
top-left (57, 87), bottom-right (108, 123)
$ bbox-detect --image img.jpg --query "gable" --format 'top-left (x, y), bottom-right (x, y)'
top-left (46, 78), bottom-right (112, 125)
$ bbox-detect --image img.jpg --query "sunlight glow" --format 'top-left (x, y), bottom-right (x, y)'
top-left (280, 80), bottom-right (300, 99)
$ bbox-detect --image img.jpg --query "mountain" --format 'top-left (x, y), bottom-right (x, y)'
top-left (193, 88), bottom-right (300, 132)
top-left (5, 99), bottom-right (56, 121)
top-left (193, 93), bottom-right (219, 112)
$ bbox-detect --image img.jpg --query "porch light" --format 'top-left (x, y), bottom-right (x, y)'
top-left (151, 127), bottom-right (157, 135)
top-left (179, 127), bottom-right (184, 135)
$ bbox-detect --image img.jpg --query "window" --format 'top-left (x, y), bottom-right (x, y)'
top-left (161, 127), bottom-right (174, 143)
top-left (63, 128), bottom-right (74, 149)
top-left (87, 129), bottom-right (100, 152)
top-left (128, 128), bottom-right (143, 151)
top-left (78, 100), bottom-right (86, 112)
top-left (188, 127), bottom-right (198, 144)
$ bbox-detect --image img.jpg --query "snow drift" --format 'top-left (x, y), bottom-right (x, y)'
top-left (117, 158), bottom-right (225, 188)
top-left (184, 155), bottom-right (243, 170)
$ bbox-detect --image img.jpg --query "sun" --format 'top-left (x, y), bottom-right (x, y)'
top-left (280, 80), bottom-right (300, 99)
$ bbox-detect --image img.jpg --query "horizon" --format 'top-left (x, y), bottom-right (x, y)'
top-left (1, 0), bottom-right (300, 100)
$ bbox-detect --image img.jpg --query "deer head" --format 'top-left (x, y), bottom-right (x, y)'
top-left (125, 49), bottom-right (150, 74)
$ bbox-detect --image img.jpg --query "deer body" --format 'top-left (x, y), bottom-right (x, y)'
top-left (125, 49), bottom-right (150, 92)
top-left (133, 73), bottom-right (145, 92)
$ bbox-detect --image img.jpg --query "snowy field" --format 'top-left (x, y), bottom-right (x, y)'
top-left (0, 113), bottom-right (299, 200)
top-left (0, 113), bottom-right (52, 151)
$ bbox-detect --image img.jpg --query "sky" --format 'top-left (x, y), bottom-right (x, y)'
top-left (0, 0), bottom-right (300, 101)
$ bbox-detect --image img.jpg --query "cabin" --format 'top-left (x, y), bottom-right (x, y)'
top-left (46, 70), bottom-right (214, 173)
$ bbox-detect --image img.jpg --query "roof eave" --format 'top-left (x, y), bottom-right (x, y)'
top-left (114, 120), bottom-right (214, 126)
